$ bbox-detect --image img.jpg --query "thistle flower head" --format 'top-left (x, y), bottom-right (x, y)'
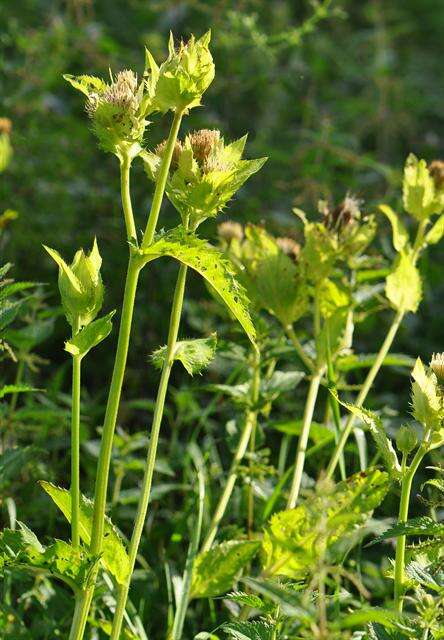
top-left (154, 139), bottom-right (183, 170)
top-left (144, 129), bottom-right (267, 229)
top-left (430, 352), bottom-right (444, 383)
top-left (428, 159), bottom-right (444, 191)
top-left (0, 118), bottom-right (12, 135)
top-left (276, 236), bottom-right (300, 259)
top-left (323, 194), bottom-right (362, 232)
top-left (65, 69), bottom-right (148, 158)
top-left (218, 221), bottom-right (244, 242)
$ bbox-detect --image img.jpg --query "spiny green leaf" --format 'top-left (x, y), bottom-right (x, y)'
top-left (139, 227), bottom-right (255, 343)
top-left (368, 517), bottom-right (444, 545)
top-left (331, 394), bottom-right (401, 480)
top-left (385, 251), bottom-right (422, 313)
top-left (0, 384), bottom-right (39, 400)
top-left (190, 540), bottom-right (260, 599)
top-left (411, 357), bottom-right (441, 429)
top-left (0, 523), bottom-right (98, 592)
top-left (40, 481), bottom-right (130, 585)
top-left (426, 213), bottom-right (444, 245)
top-left (379, 204), bottom-right (409, 252)
top-left (65, 311), bottom-right (115, 358)
top-left (151, 333), bottom-right (217, 375)
top-left (222, 620), bottom-right (274, 640)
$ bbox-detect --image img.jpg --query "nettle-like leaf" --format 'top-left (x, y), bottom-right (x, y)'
top-left (190, 540), bottom-right (260, 599)
top-left (368, 516), bottom-right (444, 546)
top-left (332, 394), bottom-right (401, 480)
top-left (40, 481), bottom-right (130, 585)
top-left (379, 204), bottom-right (409, 252)
top-left (0, 384), bottom-right (39, 400)
top-left (139, 227), bottom-right (255, 343)
top-left (222, 621), bottom-right (274, 640)
top-left (385, 251), bottom-right (422, 313)
top-left (65, 310), bottom-right (115, 358)
top-left (426, 213), bottom-right (444, 245)
top-left (262, 468), bottom-right (389, 578)
top-left (318, 278), bottom-right (350, 318)
top-left (225, 591), bottom-right (269, 613)
top-left (402, 153), bottom-right (443, 221)
top-left (151, 333), bottom-right (217, 375)
top-left (0, 522), bottom-right (98, 592)
top-left (316, 307), bottom-right (351, 364)
top-left (411, 357), bottom-right (441, 430)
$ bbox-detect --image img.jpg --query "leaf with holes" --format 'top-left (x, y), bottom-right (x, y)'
top-left (40, 481), bottom-right (130, 585)
top-left (139, 227), bottom-right (255, 343)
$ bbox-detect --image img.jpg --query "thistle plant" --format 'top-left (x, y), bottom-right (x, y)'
top-left (326, 154), bottom-right (444, 480)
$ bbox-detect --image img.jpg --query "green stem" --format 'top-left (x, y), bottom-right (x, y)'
top-left (285, 325), bottom-right (315, 373)
top-left (71, 342), bottom-right (82, 548)
top-left (69, 592), bottom-right (93, 640)
top-left (287, 369), bottom-right (323, 509)
top-left (110, 263), bottom-right (188, 640)
top-left (201, 349), bottom-right (261, 553)
top-left (142, 110), bottom-right (184, 248)
top-left (69, 257), bottom-right (141, 640)
top-left (326, 308), bottom-right (404, 478)
top-left (394, 443), bottom-right (428, 613)
top-left (120, 153), bottom-right (137, 243)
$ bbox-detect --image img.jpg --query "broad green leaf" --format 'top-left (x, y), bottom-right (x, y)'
top-left (272, 420), bottom-right (331, 443)
top-left (0, 523), bottom-right (98, 592)
top-left (63, 73), bottom-right (107, 97)
top-left (151, 333), bottom-right (217, 375)
top-left (318, 278), bottom-right (350, 318)
top-left (65, 311), bottom-right (115, 358)
top-left (0, 299), bottom-right (22, 331)
top-left (378, 204), bottom-right (409, 252)
top-left (316, 308), bottom-right (350, 364)
top-left (402, 153), bottom-right (440, 220)
top-left (368, 516), bottom-right (444, 545)
top-left (262, 468), bottom-right (389, 578)
top-left (385, 252), bottom-right (422, 313)
top-left (426, 213), bottom-right (444, 245)
top-left (139, 227), bottom-right (255, 343)
top-left (225, 592), bottom-right (268, 612)
top-left (4, 318), bottom-right (55, 352)
top-left (261, 370), bottom-right (304, 401)
top-left (0, 384), bottom-right (39, 400)
top-left (40, 481), bottom-right (130, 585)
top-left (190, 540), bottom-right (260, 599)
top-left (222, 621), bottom-right (274, 640)
top-left (0, 281), bottom-right (36, 301)
top-left (411, 357), bottom-right (441, 429)
top-left (405, 559), bottom-right (440, 589)
top-left (332, 394), bottom-right (401, 480)
top-left (243, 577), bottom-right (310, 619)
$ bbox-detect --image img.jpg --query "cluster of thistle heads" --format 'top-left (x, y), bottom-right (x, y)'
top-left (64, 32), bottom-right (215, 158)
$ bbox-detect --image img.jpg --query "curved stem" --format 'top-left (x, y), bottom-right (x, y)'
top-left (142, 110), bottom-right (184, 248)
top-left (120, 154), bottom-right (137, 243)
top-left (325, 308), bottom-right (404, 479)
top-left (71, 349), bottom-right (82, 548)
top-left (394, 443), bottom-right (428, 613)
top-left (201, 349), bottom-right (261, 553)
top-left (110, 263), bottom-right (188, 640)
top-left (285, 325), bottom-right (315, 373)
top-left (286, 369), bottom-right (323, 509)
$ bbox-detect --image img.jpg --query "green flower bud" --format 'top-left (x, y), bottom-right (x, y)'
top-left (402, 153), bottom-right (444, 220)
top-left (145, 129), bottom-right (267, 229)
top-left (149, 31), bottom-right (215, 113)
top-left (44, 239), bottom-right (104, 329)
top-left (430, 352), bottom-right (444, 384)
top-left (64, 70), bottom-right (150, 158)
top-left (396, 424), bottom-right (418, 454)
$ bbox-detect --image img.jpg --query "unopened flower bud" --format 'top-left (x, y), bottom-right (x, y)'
top-left (430, 352), bottom-right (444, 383)
top-left (188, 129), bottom-right (221, 167)
top-left (152, 31), bottom-right (215, 113)
top-left (44, 239), bottom-right (104, 329)
top-left (396, 424), bottom-right (418, 454)
top-left (154, 139), bottom-right (183, 170)
top-left (218, 221), bottom-right (244, 242)
top-left (428, 160), bottom-right (444, 191)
